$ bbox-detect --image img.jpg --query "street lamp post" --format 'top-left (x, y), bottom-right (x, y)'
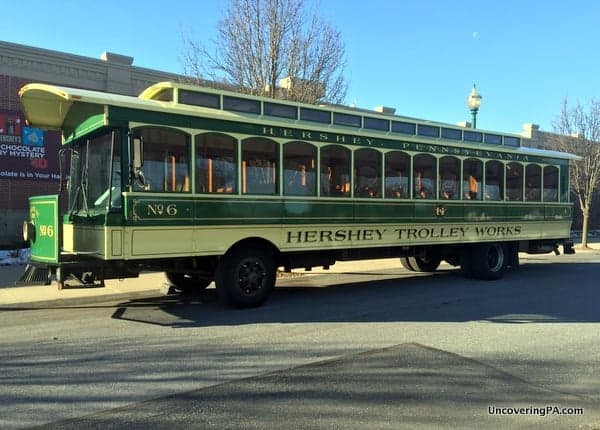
top-left (467, 84), bottom-right (482, 128)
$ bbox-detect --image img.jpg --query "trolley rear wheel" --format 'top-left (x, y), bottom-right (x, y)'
top-left (470, 243), bottom-right (506, 280)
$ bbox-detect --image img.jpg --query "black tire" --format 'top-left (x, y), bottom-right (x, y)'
top-left (165, 272), bottom-right (212, 293)
top-left (405, 254), bottom-right (442, 272)
top-left (505, 243), bottom-right (520, 269)
top-left (215, 246), bottom-right (276, 308)
top-left (400, 257), bottom-right (416, 271)
top-left (459, 249), bottom-right (473, 278)
top-left (470, 243), bottom-right (506, 280)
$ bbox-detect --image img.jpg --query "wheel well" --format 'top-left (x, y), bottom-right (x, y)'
top-left (224, 237), bottom-right (280, 261)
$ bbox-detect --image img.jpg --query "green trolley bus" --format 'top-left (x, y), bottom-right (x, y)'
top-left (19, 81), bottom-right (577, 308)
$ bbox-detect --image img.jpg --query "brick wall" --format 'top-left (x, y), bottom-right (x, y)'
top-left (1, 74), bottom-right (59, 247)
top-left (0, 75), bottom-right (28, 111)
top-left (0, 41), bottom-right (184, 248)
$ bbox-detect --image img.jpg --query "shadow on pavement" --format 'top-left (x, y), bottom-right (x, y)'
top-left (105, 260), bottom-right (600, 327)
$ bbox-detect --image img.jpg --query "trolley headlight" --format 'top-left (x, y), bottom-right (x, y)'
top-left (23, 221), bottom-right (36, 243)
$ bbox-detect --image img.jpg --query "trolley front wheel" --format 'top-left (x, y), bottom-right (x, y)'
top-left (216, 246), bottom-right (276, 308)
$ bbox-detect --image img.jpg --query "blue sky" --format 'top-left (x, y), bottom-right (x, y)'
top-left (2, 0), bottom-right (598, 134)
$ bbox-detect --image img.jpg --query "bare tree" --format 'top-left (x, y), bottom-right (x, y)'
top-left (181, 0), bottom-right (347, 104)
top-left (551, 98), bottom-right (600, 248)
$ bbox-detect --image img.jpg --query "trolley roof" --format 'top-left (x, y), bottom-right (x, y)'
top-left (19, 82), bottom-right (579, 161)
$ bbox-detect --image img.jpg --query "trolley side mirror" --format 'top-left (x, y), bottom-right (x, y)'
top-left (132, 136), bottom-right (143, 171)
top-left (131, 136), bottom-right (146, 187)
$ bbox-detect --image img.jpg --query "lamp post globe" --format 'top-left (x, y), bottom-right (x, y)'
top-left (467, 84), bottom-right (482, 128)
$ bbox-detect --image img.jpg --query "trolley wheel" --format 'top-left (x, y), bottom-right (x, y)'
top-left (459, 249), bottom-right (473, 278)
top-left (165, 272), bottom-right (212, 294)
top-left (470, 243), bottom-right (506, 280)
top-left (401, 254), bottom-right (442, 273)
top-left (215, 246), bottom-right (276, 308)
top-left (505, 243), bottom-right (520, 269)
top-left (400, 257), bottom-right (416, 271)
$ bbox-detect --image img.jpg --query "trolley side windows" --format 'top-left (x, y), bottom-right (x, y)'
top-left (462, 158), bottom-right (483, 200)
top-left (391, 121), bottom-right (416, 135)
top-left (543, 165), bottom-right (559, 202)
top-left (485, 160), bottom-right (504, 201)
top-left (417, 124), bottom-right (440, 138)
top-left (283, 141), bottom-right (317, 196)
top-left (384, 151), bottom-right (410, 199)
top-left (354, 148), bottom-right (382, 198)
top-left (223, 96), bottom-right (261, 114)
top-left (321, 145), bottom-right (351, 197)
top-left (439, 156), bottom-right (460, 200)
top-left (196, 133), bottom-right (238, 194)
top-left (364, 116), bottom-right (389, 132)
top-left (334, 112), bottom-right (361, 128)
top-left (413, 154), bottom-right (436, 199)
top-left (506, 162), bottom-right (524, 201)
top-left (134, 127), bottom-right (191, 193)
top-left (441, 128), bottom-right (462, 141)
top-left (525, 164), bottom-right (542, 202)
top-left (264, 102), bottom-right (297, 119)
top-left (242, 137), bottom-right (279, 195)
top-left (300, 107), bottom-right (331, 124)
top-left (179, 90), bottom-right (220, 109)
